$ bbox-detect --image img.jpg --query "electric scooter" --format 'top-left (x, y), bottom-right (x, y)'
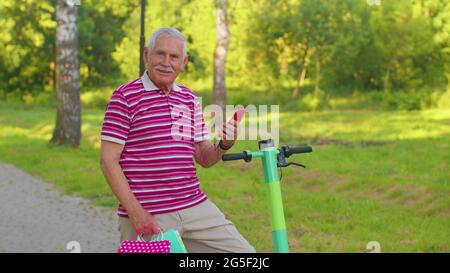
top-left (222, 139), bottom-right (312, 253)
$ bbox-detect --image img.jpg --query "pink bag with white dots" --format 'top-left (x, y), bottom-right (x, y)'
top-left (117, 239), bottom-right (171, 253)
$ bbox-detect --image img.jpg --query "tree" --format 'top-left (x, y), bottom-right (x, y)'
top-left (0, 0), bottom-right (56, 99)
top-left (0, 0), bottom-right (136, 99)
top-left (113, 0), bottom-right (215, 85)
top-left (248, 0), bottom-right (338, 95)
top-left (77, 0), bottom-right (136, 86)
top-left (297, 0), bottom-right (339, 93)
top-left (213, 0), bottom-right (238, 118)
top-left (213, 0), bottom-right (230, 117)
top-left (50, 0), bottom-right (81, 147)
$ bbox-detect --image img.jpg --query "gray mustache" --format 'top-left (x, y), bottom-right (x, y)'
top-left (156, 66), bottom-right (173, 73)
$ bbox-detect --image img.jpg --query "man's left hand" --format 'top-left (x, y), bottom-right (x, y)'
top-left (220, 119), bottom-right (239, 148)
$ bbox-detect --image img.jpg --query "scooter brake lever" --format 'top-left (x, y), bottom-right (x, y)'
top-left (285, 162), bottom-right (306, 168)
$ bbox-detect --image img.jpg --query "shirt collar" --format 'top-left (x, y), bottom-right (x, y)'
top-left (141, 70), bottom-right (182, 92)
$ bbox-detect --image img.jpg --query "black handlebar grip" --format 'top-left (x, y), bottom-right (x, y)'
top-left (222, 153), bottom-right (246, 161)
top-left (290, 146), bottom-right (313, 154)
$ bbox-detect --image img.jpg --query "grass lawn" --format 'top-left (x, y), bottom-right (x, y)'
top-left (0, 101), bottom-right (449, 252)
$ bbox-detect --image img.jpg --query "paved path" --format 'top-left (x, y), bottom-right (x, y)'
top-left (0, 162), bottom-right (119, 253)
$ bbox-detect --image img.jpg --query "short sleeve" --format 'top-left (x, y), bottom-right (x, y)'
top-left (100, 89), bottom-right (131, 145)
top-left (193, 96), bottom-right (209, 142)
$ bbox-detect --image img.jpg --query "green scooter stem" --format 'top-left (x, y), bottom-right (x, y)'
top-left (247, 148), bottom-right (289, 253)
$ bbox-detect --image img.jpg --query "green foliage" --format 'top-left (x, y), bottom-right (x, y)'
top-left (299, 89), bottom-right (330, 112)
top-left (1, 0), bottom-right (450, 111)
top-left (248, 0), bottom-right (449, 91)
top-left (0, 0), bottom-right (56, 98)
top-left (23, 91), bottom-right (56, 108)
top-left (363, 88), bottom-right (446, 111)
top-left (0, 0), bottom-right (136, 99)
top-left (113, 0), bottom-right (216, 83)
top-left (77, 0), bottom-right (137, 87)
top-left (435, 87), bottom-right (450, 109)
top-left (381, 90), bottom-right (429, 111)
top-left (80, 87), bottom-right (112, 109)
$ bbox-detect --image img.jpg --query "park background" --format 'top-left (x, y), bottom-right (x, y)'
top-left (0, 0), bottom-right (449, 252)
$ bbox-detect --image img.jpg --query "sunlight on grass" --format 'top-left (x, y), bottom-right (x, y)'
top-left (32, 123), bottom-right (54, 139)
top-left (280, 109), bottom-right (450, 142)
top-left (0, 126), bottom-right (29, 138)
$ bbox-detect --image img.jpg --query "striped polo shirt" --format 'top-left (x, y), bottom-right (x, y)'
top-left (101, 71), bottom-right (209, 217)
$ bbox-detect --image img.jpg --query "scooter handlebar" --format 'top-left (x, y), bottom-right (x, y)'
top-left (222, 145), bottom-right (312, 162)
top-left (289, 146), bottom-right (312, 154)
top-left (282, 145), bottom-right (312, 157)
top-left (222, 153), bottom-right (247, 161)
top-left (222, 151), bottom-right (252, 162)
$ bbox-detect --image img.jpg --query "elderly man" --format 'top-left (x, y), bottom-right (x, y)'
top-left (100, 27), bottom-right (255, 253)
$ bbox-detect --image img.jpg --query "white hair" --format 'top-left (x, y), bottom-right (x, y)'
top-left (147, 27), bottom-right (188, 58)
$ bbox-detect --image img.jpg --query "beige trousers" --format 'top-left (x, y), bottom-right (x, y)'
top-left (118, 199), bottom-right (256, 253)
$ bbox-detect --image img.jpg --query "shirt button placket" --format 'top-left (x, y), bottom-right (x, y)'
top-left (165, 92), bottom-right (174, 123)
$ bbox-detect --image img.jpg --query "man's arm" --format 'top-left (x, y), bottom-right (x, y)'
top-left (194, 120), bottom-right (238, 168)
top-left (100, 140), bottom-right (161, 235)
top-left (194, 140), bottom-right (227, 168)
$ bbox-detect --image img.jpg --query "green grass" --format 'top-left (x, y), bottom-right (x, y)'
top-left (0, 101), bottom-right (449, 252)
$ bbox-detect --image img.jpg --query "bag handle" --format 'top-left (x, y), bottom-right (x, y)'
top-left (137, 228), bottom-right (165, 242)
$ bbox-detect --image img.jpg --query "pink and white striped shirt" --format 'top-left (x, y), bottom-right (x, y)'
top-left (101, 71), bottom-right (209, 217)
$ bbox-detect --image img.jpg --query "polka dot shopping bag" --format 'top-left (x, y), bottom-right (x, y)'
top-left (118, 229), bottom-right (187, 253)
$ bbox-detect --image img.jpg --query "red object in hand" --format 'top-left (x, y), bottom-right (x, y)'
top-left (222, 109), bottom-right (246, 143)
top-left (232, 109), bottom-right (247, 122)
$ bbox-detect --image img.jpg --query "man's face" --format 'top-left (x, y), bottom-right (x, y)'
top-left (145, 35), bottom-right (187, 89)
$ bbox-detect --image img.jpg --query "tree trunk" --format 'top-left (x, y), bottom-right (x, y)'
top-left (315, 51), bottom-right (321, 93)
top-left (292, 44), bottom-right (309, 98)
top-left (384, 64), bottom-right (391, 92)
top-left (50, 0), bottom-right (81, 148)
top-left (48, 61), bottom-right (55, 93)
top-left (213, 0), bottom-right (229, 120)
top-left (139, 0), bottom-right (145, 76)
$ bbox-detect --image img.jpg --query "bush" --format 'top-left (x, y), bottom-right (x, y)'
top-left (384, 90), bottom-right (422, 110)
top-left (13, 87), bottom-right (114, 110)
top-left (21, 89), bottom-right (56, 108)
top-left (436, 88), bottom-right (450, 109)
top-left (81, 87), bottom-right (114, 109)
top-left (298, 89), bottom-right (330, 112)
top-left (365, 89), bottom-right (442, 111)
